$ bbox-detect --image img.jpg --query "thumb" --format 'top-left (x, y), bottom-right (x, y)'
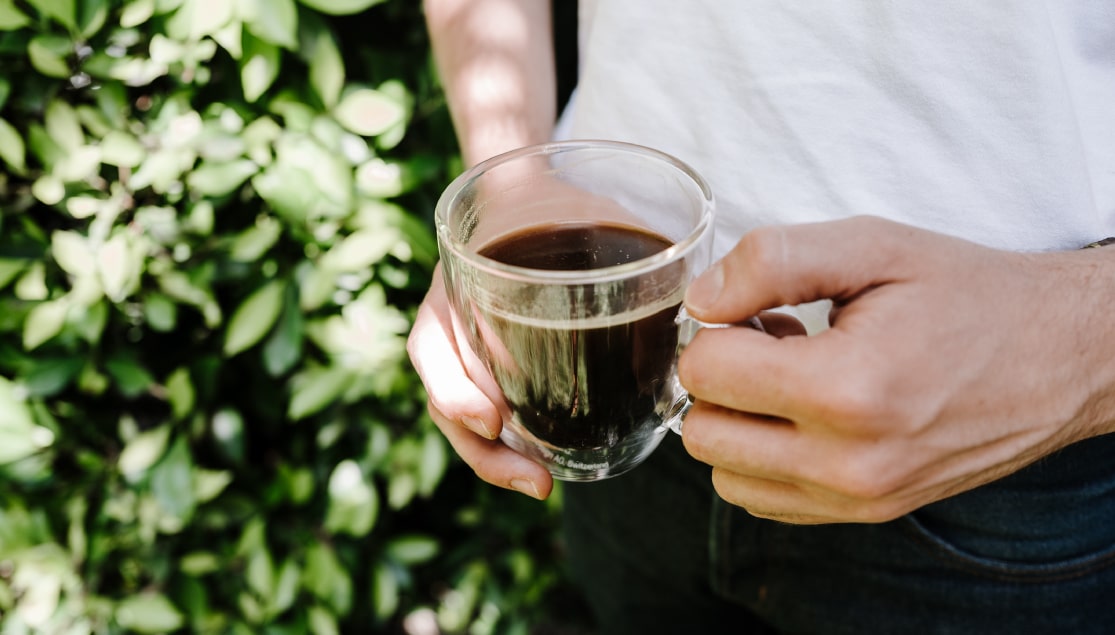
top-left (683, 216), bottom-right (921, 323)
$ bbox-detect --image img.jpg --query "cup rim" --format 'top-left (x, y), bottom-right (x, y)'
top-left (435, 139), bottom-right (715, 284)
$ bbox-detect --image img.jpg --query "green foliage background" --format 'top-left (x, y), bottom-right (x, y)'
top-left (0, 0), bottom-right (582, 632)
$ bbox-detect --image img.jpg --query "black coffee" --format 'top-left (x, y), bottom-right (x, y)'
top-left (476, 222), bottom-right (680, 450)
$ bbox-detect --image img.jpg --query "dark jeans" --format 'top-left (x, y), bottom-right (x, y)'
top-left (563, 432), bottom-right (1115, 634)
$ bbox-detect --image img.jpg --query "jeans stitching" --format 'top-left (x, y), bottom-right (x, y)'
top-left (899, 515), bottom-right (1115, 583)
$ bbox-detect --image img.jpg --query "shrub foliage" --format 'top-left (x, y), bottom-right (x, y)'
top-left (0, 0), bottom-right (572, 633)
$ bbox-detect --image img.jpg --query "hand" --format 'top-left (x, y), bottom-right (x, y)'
top-left (678, 216), bottom-right (1115, 524)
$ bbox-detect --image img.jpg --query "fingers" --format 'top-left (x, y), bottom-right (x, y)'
top-left (407, 268), bottom-right (503, 439)
top-left (684, 216), bottom-right (920, 325)
top-left (428, 401), bottom-right (553, 500)
top-left (407, 267), bottom-right (552, 499)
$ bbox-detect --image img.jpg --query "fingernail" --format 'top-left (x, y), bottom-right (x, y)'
top-left (462, 415), bottom-right (494, 439)
top-left (510, 478), bottom-right (542, 500)
top-left (685, 261), bottom-right (724, 314)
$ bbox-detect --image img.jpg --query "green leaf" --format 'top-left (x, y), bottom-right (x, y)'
top-left (187, 159), bottom-right (259, 196)
top-left (262, 283), bottom-right (303, 376)
top-left (100, 130), bottom-right (146, 167)
top-left (105, 353), bottom-right (155, 397)
top-left (79, 0), bottom-right (109, 37)
top-left (386, 535), bottom-right (439, 565)
top-left (23, 299), bottom-right (70, 350)
top-left (324, 459), bottom-right (377, 537)
top-left (308, 606), bottom-right (339, 635)
top-left (32, 175), bottom-right (65, 205)
top-left (0, 377), bottom-right (54, 464)
top-left (223, 279), bottom-right (285, 356)
top-left (26, 0), bottom-right (77, 30)
top-left (98, 232), bottom-right (142, 302)
top-left (287, 365), bottom-right (353, 420)
top-left (0, 118), bottom-right (24, 174)
top-left (303, 543), bottom-right (351, 614)
top-left (308, 27), bottom-right (344, 108)
top-left (114, 593), bottom-right (185, 634)
top-left (167, 0), bottom-right (232, 41)
top-left (150, 437), bottom-right (196, 520)
top-left (119, 0), bottom-right (155, 27)
top-left (45, 100), bottom-right (84, 150)
top-left (318, 228), bottom-right (399, 273)
top-left (241, 0), bottom-right (298, 49)
top-left (118, 424), bottom-right (171, 479)
top-left (144, 293), bottom-right (178, 332)
top-left (371, 563), bottom-right (398, 622)
top-left (229, 216), bottom-right (282, 262)
top-left (240, 33), bottom-right (280, 103)
top-left (0, 0), bottom-right (32, 30)
top-left (22, 356), bottom-right (82, 397)
top-left (270, 560), bottom-right (301, 616)
top-left (165, 367), bottom-right (194, 420)
top-left (51, 230), bottom-right (95, 277)
top-left (296, 0), bottom-right (385, 16)
top-left (333, 88), bottom-right (406, 137)
top-left (27, 35), bottom-right (72, 78)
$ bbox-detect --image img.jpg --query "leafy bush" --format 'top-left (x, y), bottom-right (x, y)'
top-left (0, 0), bottom-right (581, 633)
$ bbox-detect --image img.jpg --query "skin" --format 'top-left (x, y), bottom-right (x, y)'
top-left (411, 0), bottom-right (1115, 519)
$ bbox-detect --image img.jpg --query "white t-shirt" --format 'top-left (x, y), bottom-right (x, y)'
top-left (562, 1), bottom-right (1115, 259)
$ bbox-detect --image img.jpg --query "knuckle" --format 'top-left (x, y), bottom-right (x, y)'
top-left (738, 225), bottom-right (787, 276)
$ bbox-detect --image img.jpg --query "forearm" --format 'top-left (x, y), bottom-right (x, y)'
top-left (424, 0), bottom-right (556, 167)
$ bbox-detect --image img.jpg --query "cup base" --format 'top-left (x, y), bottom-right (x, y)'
top-left (500, 418), bottom-right (671, 482)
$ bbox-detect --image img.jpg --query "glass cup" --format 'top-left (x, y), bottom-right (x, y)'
top-left (436, 140), bottom-right (717, 481)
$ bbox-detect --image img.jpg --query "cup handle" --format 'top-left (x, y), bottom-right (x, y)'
top-left (665, 307), bottom-right (766, 435)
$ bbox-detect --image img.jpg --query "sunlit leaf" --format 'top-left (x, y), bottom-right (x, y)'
top-left (240, 33), bottom-right (280, 103)
top-left (118, 424), bottom-right (171, 479)
top-left (308, 605), bottom-right (339, 635)
top-left (241, 0), bottom-right (297, 49)
top-left (100, 130), bottom-right (146, 167)
top-left (119, 0), bottom-right (155, 27)
top-left (296, 0), bottom-right (385, 16)
top-left (27, 34), bottom-right (71, 78)
top-left (229, 215), bottom-right (282, 262)
top-left (287, 365), bottom-right (353, 420)
top-left (187, 159), bottom-right (259, 196)
top-left (319, 228), bottom-right (398, 273)
top-left (0, 377), bottom-right (54, 464)
top-left (167, 0), bottom-right (232, 41)
top-left (0, 0), bottom-right (31, 30)
top-left (223, 279), bottom-right (285, 356)
top-left (51, 230), bottom-right (95, 277)
top-left (386, 535), bottom-right (439, 565)
top-left (26, 0), bottom-right (77, 30)
top-left (0, 118), bottom-right (26, 174)
top-left (333, 88), bottom-right (405, 137)
top-left (308, 26), bottom-right (344, 108)
top-left (23, 299), bottom-right (69, 350)
top-left (324, 459), bottom-right (378, 536)
top-left (114, 593), bottom-right (185, 634)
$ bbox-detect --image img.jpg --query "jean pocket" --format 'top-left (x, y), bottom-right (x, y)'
top-left (900, 437), bottom-right (1115, 582)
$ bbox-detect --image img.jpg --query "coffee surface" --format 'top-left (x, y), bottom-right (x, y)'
top-left (476, 222), bottom-right (680, 450)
